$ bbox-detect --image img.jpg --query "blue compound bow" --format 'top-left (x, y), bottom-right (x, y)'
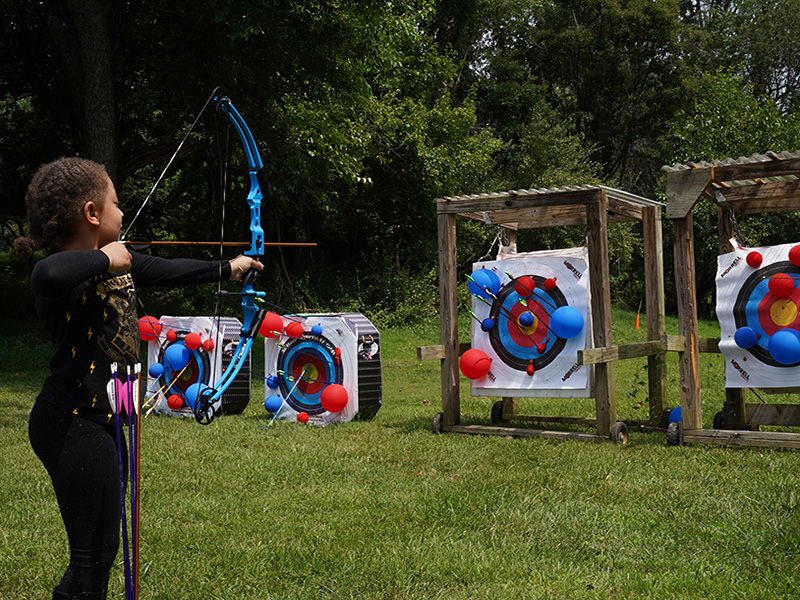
top-left (124, 88), bottom-right (271, 424)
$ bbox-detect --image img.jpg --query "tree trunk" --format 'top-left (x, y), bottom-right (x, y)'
top-left (45, 0), bottom-right (118, 181)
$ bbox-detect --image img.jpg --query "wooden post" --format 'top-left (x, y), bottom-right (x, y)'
top-left (673, 214), bottom-right (702, 430)
top-left (586, 195), bottom-right (615, 437)
top-left (438, 211), bottom-right (460, 427)
top-left (642, 205), bottom-right (667, 425)
top-left (717, 206), bottom-right (748, 427)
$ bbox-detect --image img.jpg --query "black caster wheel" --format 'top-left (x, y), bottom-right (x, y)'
top-left (491, 400), bottom-right (508, 425)
top-left (610, 421), bottom-right (629, 444)
top-left (713, 410), bottom-right (726, 429)
top-left (666, 421), bottom-right (682, 446)
top-left (432, 412), bottom-right (444, 434)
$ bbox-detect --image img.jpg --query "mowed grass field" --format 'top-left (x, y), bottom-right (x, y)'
top-left (1, 309), bottom-right (799, 599)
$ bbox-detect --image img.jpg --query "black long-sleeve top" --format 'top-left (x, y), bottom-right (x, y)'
top-left (31, 249), bottom-right (231, 423)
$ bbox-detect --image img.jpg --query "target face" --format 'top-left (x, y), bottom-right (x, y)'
top-left (470, 249), bottom-right (592, 398)
top-left (488, 274), bottom-right (569, 372)
top-left (276, 335), bottom-right (344, 415)
top-left (264, 314), bottom-right (361, 424)
top-left (159, 344), bottom-right (209, 398)
top-left (717, 242), bottom-right (800, 387)
top-left (146, 316), bottom-right (225, 417)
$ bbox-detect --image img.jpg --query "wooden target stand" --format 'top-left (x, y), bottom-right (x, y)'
top-left (418, 185), bottom-right (672, 443)
top-left (665, 151), bottom-right (800, 449)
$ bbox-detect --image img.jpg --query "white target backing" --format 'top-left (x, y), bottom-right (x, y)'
top-left (717, 240), bottom-right (800, 388)
top-left (470, 248), bottom-right (593, 397)
top-left (264, 313), bottom-right (381, 425)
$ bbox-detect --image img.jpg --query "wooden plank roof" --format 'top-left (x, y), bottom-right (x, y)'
top-left (435, 185), bottom-right (662, 229)
top-left (663, 150), bottom-right (800, 218)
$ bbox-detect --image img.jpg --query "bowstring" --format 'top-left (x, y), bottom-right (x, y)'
top-left (209, 104), bottom-right (232, 399)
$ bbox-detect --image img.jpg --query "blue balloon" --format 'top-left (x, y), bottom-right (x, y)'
top-left (669, 406), bottom-right (682, 423)
top-left (311, 325), bottom-right (323, 336)
top-left (267, 375), bottom-right (280, 389)
top-left (164, 342), bottom-right (190, 371)
top-left (264, 394), bottom-right (283, 413)
top-left (769, 329), bottom-right (800, 365)
top-left (519, 311), bottom-right (534, 327)
top-left (480, 318), bottom-right (495, 332)
top-left (550, 306), bottom-right (584, 339)
top-left (734, 326), bottom-right (758, 349)
top-left (468, 268), bottom-right (501, 300)
top-left (148, 362), bottom-right (164, 378)
top-left (185, 382), bottom-right (210, 411)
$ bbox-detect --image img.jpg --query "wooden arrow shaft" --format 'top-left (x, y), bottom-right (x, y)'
top-left (123, 240), bottom-right (316, 247)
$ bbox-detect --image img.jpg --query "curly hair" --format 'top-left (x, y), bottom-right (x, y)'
top-left (14, 157), bottom-right (109, 258)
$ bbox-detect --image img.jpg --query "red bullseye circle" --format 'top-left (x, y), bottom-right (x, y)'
top-left (506, 301), bottom-right (548, 347)
top-left (293, 354), bottom-right (326, 395)
top-left (758, 290), bottom-right (800, 336)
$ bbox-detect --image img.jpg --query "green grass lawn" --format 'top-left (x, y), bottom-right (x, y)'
top-left (1, 311), bottom-right (799, 599)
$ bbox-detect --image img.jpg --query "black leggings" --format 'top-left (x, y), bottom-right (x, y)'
top-left (29, 400), bottom-right (126, 595)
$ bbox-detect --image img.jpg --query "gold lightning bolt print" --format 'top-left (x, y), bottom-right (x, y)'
top-left (89, 361), bottom-right (96, 374)
top-left (71, 346), bottom-right (76, 358)
top-left (87, 327), bottom-right (93, 340)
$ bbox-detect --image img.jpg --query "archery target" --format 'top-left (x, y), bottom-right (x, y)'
top-left (264, 313), bottom-right (381, 425)
top-left (717, 241), bottom-right (800, 388)
top-left (146, 316), bottom-right (249, 417)
top-left (469, 248), bottom-right (592, 397)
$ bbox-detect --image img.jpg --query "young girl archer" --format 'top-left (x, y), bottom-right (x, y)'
top-left (14, 157), bottom-right (262, 600)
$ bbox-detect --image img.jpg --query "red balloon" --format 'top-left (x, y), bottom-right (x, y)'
top-left (297, 411), bottom-right (309, 423)
top-left (202, 339), bottom-right (215, 352)
top-left (790, 245), bottom-right (800, 267)
top-left (515, 275), bottom-right (535, 297)
top-left (526, 363), bottom-right (535, 376)
top-left (138, 316), bottom-right (162, 341)
top-left (769, 273), bottom-right (795, 298)
top-left (459, 348), bottom-right (492, 379)
top-left (259, 311), bottom-right (284, 338)
top-left (321, 383), bottom-right (348, 413)
top-left (166, 329), bottom-right (178, 342)
top-left (544, 277), bottom-right (557, 291)
top-left (167, 394), bottom-right (184, 410)
top-left (746, 251), bottom-right (763, 268)
top-left (184, 332), bottom-right (202, 350)
top-left (285, 320), bottom-right (304, 338)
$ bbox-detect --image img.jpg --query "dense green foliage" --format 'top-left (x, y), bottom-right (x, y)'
top-left (3, 1), bottom-right (800, 316)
